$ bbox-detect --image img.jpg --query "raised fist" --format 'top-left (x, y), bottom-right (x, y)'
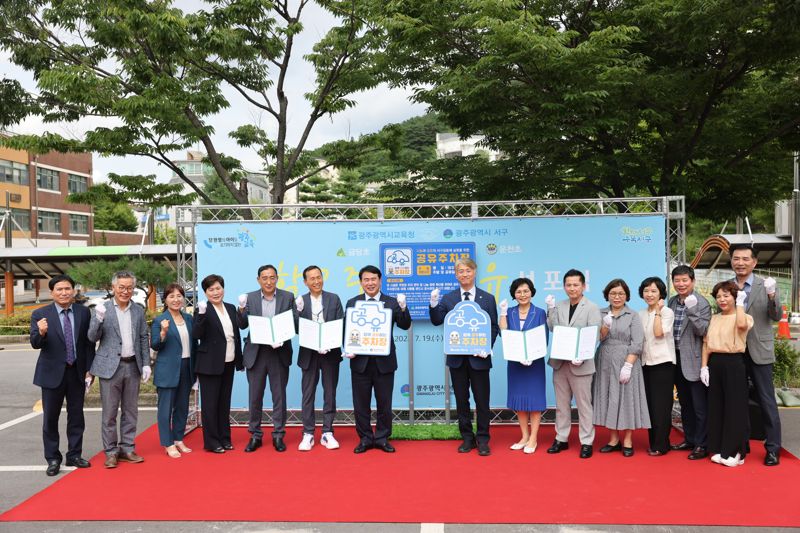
top-left (545, 295), bottom-right (556, 310)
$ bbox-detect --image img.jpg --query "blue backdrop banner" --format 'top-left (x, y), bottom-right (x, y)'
top-left (195, 215), bottom-right (666, 410)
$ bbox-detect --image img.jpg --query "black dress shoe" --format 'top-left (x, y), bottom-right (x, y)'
top-left (353, 442), bottom-right (372, 454)
top-left (579, 444), bottom-right (593, 458)
top-left (688, 446), bottom-right (708, 460)
top-left (272, 437), bottom-right (286, 452)
top-left (222, 442), bottom-right (234, 451)
top-left (477, 443), bottom-right (491, 456)
top-left (764, 451), bottom-right (780, 466)
top-left (648, 449), bottom-right (667, 456)
top-left (65, 457), bottom-right (91, 468)
top-left (45, 460), bottom-right (60, 476)
top-left (546, 440), bottom-right (569, 454)
top-left (622, 446), bottom-right (634, 457)
top-left (670, 441), bottom-right (693, 451)
top-left (207, 446), bottom-right (225, 453)
top-left (375, 442), bottom-right (396, 453)
top-left (458, 440), bottom-right (476, 453)
top-left (600, 443), bottom-right (622, 453)
top-left (244, 437), bottom-right (262, 453)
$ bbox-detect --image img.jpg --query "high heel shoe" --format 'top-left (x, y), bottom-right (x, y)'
top-left (165, 445), bottom-right (181, 459)
top-left (175, 441), bottom-right (192, 453)
top-left (523, 443), bottom-right (537, 454)
top-left (510, 441), bottom-right (526, 451)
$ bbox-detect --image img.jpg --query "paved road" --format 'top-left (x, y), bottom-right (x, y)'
top-left (1, 344), bottom-right (798, 533)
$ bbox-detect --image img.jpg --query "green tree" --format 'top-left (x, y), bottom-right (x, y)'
top-left (68, 258), bottom-right (175, 303)
top-left (93, 202), bottom-right (138, 232)
top-left (0, 0), bottom-right (388, 205)
top-left (377, 0), bottom-right (800, 220)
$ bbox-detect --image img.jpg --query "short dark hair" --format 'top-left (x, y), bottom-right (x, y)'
top-left (48, 275), bottom-right (75, 290)
top-left (257, 264), bottom-right (277, 278)
top-left (729, 243), bottom-right (756, 259)
top-left (712, 280), bottom-right (739, 300)
top-left (638, 277), bottom-right (667, 299)
top-left (201, 274), bottom-right (225, 292)
top-left (603, 278), bottom-right (631, 301)
top-left (563, 269), bottom-right (585, 284)
top-left (671, 265), bottom-right (695, 281)
top-left (161, 283), bottom-right (185, 312)
top-left (303, 265), bottom-right (322, 280)
top-left (359, 265), bottom-right (382, 280)
top-left (509, 278), bottom-right (536, 299)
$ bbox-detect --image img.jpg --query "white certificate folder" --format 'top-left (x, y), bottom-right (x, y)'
top-left (298, 317), bottom-right (344, 352)
top-left (248, 310), bottom-right (296, 345)
top-left (548, 325), bottom-right (598, 361)
top-left (501, 325), bottom-right (548, 363)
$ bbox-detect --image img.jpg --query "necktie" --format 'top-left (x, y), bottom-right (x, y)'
top-left (62, 309), bottom-right (75, 365)
top-left (463, 292), bottom-right (470, 301)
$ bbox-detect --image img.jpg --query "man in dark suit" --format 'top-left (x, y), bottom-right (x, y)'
top-left (30, 275), bottom-right (95, 476)
top-left (296, 265), bottom-right (344, 451)
top-left (237, 264), bottom-right (298, 453)
top-left (729, 243), bottom-right (782, 466)
top-left (429, 257), bottom-right (499, 456)
top-left (345, 265), bottom-right (411, 454)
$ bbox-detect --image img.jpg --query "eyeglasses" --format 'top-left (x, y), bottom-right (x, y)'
top-left (116, 286), bottom-right (135, 293)
top-left (608, 291), bottom-right (627, 297)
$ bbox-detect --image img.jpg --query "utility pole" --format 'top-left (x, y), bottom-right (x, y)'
top-left (792, 151), bottom-right (799, 312)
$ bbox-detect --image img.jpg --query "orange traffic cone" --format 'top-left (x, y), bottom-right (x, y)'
top-left (777, 305), bottom-right (791, 339)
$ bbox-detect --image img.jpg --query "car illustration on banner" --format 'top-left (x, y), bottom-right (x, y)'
top-left (351, 301), bottom-right (388, 328)
top-left (445, 301), bottom-right (489, 331)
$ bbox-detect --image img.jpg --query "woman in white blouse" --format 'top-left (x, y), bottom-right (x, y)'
top-left (637, 277), bottom-right (676, 456)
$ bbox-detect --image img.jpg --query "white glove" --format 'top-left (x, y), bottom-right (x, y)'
top-left (397, 293), bottom-right (406, 310)
top-left (619, 362), bottom-right (633, 384)
top-left (319, 349), bottom-right (329, 355)
top-left (499, 299), bottom-right (508, 317)
top-left (521, 359), bottom-right (533, 367)
top-left (295, 296), bottom-right (304, 312)
top-left (602, 313), bottom-right (613, 328)
top-left (270, 342), bottom-right (284, 349)
top-left (736, 290), bottom-right (747, 307)
top-left (94, 304), bottom-right (106, 321)
top-left (197, 301), bottom-right (207, 314)
top-left (545, 295), bottom-right (556, 309)
top-left (343, 352), bottom-right (355, 359)
top-left (141, 365), bottom-right (152, 383)
top-left (683, 294), bottom-right (698, 309)
top-left (700, 366), bottom-right (710, 387)
top-left (238, 294), bottom-right (247, 308)
top-left (764, 277), bottom-right (776, 296)
top-left (430, 289), bottom-right (440, 308)
top-left (84, 376), bottom-right (93, 394)
top-left (571, 359), bottom-right (584, 366)
top-left (474, 350), bottom-right (489, 359)
top-left (192, 379), bottom-right (199, 391)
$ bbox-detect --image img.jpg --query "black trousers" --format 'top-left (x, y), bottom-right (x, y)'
top-left (449, 363), bottom-right (490, 445)
top-left (198, 362), bottom-right (235, 450)
top-left (41, 364), bottom-right (85, 462)
top-left (744, 350), bottom-right (782, 453)
top-left (707, 353), bottom-right (748, 459)
top-left (351, 357), bottom-right (394, 445)
top-left (674, 351), bottom-right (708, 447)
top-left (643, 362), bottom-right (675, 453)
top-left (247, 348), bottom-right (289, 439)
top-left (301, 355), bottom-right (340, 434)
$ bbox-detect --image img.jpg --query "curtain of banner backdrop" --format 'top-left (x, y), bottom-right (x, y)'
top-left (195, 215), bottom-right (666, 411)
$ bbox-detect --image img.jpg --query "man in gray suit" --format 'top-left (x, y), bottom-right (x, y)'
top-left (668, 265), bottom-right (711, 460)
top-left (295, 265), bottom-right (344, 451)
top-left (545, 269), bottom-right (602, 459)
top-left (88, 270), bottom-right (151, 468)
top-left (729, 244), bottom-right (782, 466)
top-left (237, 264), bottom-right (298, 453)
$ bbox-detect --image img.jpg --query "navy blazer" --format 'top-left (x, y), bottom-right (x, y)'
top-left (345, 293), bottom-right (412, 375)
top-left (430, 287), bottom-right (499, 370)
top-left (151, 310), bottom-right (196, 388)
top-left (193, 302), bottom-right (243, 375)
top-left (30, 303), bottom-right (95, 389)
top-left (297, 290), bottom-right (344, 369)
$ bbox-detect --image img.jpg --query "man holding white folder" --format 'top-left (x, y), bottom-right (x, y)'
top-left (237, 264), bottom-right (298, 453)
top-left (295, 265), bottom-right (344, 451)
top-left (546, 269), bottom-right (601, 459)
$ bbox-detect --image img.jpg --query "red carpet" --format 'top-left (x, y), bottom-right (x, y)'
top-left (2, 424), bottom-right (799, 526)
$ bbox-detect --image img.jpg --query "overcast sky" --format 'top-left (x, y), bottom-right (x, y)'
top-left (0, 1), bottom-right (426, 184)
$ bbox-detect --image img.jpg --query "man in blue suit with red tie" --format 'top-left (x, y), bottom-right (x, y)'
top-left (30, 275), bottom-right (95, 476)
top-left (430, 257), bottom-right (499, 456)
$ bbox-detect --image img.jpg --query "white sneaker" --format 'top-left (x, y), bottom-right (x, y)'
top-left (721, 453), bottom-right (744, 467)
top-left (298, 433), bottom-right (314, 451)
top-left (321, 432), bottom-right (340, 450)
top-left (710, 453), bottom-right (722, 464)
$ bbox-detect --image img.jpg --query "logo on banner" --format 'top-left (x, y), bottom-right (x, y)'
top-left (443, 301), bottom-right (491, 355)
top-left (344, 300), bottom-right (393, 356)
top-left (384, 248), bottom-right (412, 276)
top-left (202, 226), bottom-right (256, 249)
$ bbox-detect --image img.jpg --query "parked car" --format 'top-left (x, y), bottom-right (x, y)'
top-left (83, 288), bottom-right (147, 309)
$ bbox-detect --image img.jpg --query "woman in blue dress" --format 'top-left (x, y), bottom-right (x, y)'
top-left (500, 277), bottom-right (547, 454)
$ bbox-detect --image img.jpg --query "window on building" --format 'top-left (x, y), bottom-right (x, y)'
top-left (0, 160), bottom-right (29, 185)
top-left (69, 214), bottom-right (89, 234)
top-left (37, 211), bottom-right (61, 233)
top-left (11, 208), bottom-right (30, 231)
top-left (37, 168), bottom-right (60, 191)
top-left (67, 173), bottom-right (88, 194)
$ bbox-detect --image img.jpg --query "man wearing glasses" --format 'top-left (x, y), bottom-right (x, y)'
top-left (88, 270), bottom-right (151, 468)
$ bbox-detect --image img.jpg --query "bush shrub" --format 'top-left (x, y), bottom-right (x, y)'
top-left (773, 338), bottom-right (800, 388)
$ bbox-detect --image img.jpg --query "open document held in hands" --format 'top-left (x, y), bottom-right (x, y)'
top-left (299, 317), bottom-right (344, 352)
top-left (248, 310), bottom-right (296, 345)
top-left (501, 325), bottom-right (548, 363)
top-left (549, 325), bottom-right (598, 361)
